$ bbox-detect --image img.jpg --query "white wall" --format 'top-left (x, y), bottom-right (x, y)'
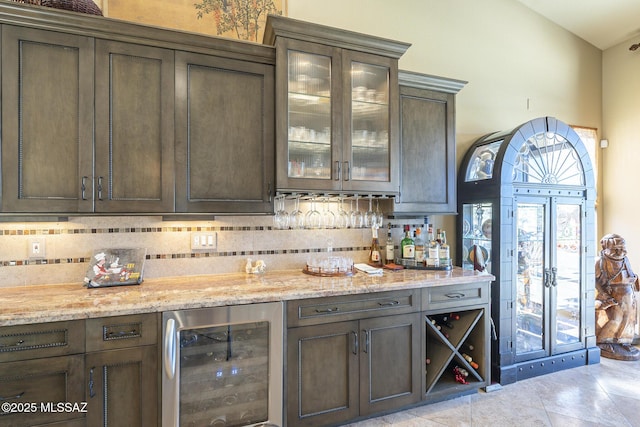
top-left (602, 39), bottom-right (640, 264)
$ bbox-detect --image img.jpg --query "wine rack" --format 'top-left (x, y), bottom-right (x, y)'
top-left (425, 308), bottom-right (488, 400)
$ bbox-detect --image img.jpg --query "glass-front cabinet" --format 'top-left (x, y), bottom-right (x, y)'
top-left (457, 117), bottom-right (599, 385)
top-left (264, 15), bottom-right (410, 194)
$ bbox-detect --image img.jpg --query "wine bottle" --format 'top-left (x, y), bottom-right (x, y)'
top-left (426, 225), bottom-right (440, 267)
top-left (385, 223), bottom-right (395, 263)
top-left (414, 227), bottom-right (425, 264)
top-left (368, 226), bottom-right (383, 267)
top-left (401, 225), bottom-right (415, 260)
top-left (462, 353), bottom-right (479, 369)
top-left (438, 230), bottom-right (451, 267)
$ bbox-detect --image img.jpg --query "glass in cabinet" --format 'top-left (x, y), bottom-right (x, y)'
top-left (266, 15), bottom-right (408, 194)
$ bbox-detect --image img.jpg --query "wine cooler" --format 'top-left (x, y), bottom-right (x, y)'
top-left (162, 302), bottom-right (283, 427)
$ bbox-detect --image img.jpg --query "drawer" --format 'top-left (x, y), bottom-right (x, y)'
top-left (0, 354), bottom-right (85, 426)
top-left (423, 281), bottom-right (490, 311)
top-left (0, 320), bottom-right (85, 363)
top-left (85, 313), bottom-right (158, 352)
top-left (287, 289), bottom-right (420, 327)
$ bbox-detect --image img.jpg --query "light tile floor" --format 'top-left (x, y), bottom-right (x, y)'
top-left (346, 348), bottom-right (640, 427)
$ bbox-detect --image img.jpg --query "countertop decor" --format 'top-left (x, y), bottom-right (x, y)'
top-left (0, 268), bottom-right (494, 326)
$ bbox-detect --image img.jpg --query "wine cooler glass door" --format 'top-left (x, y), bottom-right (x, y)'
top-left (163, 303), bottom-right (283, 427)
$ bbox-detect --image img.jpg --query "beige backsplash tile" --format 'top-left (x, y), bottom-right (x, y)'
top-left (0, 214), bottom-right (425, 287)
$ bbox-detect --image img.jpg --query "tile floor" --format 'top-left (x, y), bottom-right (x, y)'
top-left (346, 348), bottom-right (640, 427)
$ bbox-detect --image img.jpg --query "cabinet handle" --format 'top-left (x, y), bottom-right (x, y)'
top-left (444, 292), bottom-right (466, 299)
top-left (164, 318), bottom-right (177, 380)
top-left (97, 176), bottom-right (104, 201)
top-left (364, 329), bottom-right (370, 354)
top-left (378, 300), bottom-right (400, 307)
top-left (334, 161), bottom-right (341, 181)
top-left (105, 329), bottom-right (138, 339)
top-left (352, 331), bottom-right (358, 355)
top-left (314, 307), bottom-right (339, 314)
top-left (88, 367), bottom-right (96, 398)
top-left (343, 161), bottom-right (350, 181)
top-left (0, 391), bottom-right (24, 401)
top-left (81, 176), bottom-right (88, 200)
top-left (551, 267), bottom-right (558, 287)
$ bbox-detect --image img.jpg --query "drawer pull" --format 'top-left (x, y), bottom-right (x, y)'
top-left (315, 307), bottom-right (339, 314)
top-left (0, 391), bottom-right (24, 401)
top-left (378, 300), bottom-right (400, 307)
top-left (105, 329), bottom-right (138, 339)
top-left (444, 292), bottom-right (466, 299)
top-left (352, 331), bottom-right (358, 355)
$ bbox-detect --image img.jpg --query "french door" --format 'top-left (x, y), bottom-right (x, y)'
top-left (514, 196), bottom-right (585, 362)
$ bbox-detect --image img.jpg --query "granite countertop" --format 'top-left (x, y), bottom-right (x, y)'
top-left (0, 267), bottom-right (494, 326)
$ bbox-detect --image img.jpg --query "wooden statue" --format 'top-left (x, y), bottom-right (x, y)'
top-left (595, 233), bottom-right (640, 360)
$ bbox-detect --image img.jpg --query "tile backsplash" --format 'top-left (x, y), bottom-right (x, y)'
top-left (0, 210), bottom-right (434, 288)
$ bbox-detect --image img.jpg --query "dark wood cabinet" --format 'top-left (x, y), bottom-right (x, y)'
top-left (0, 4), bottom-right (276, 216)
top-left (174, 51), bottom-right (275, 213)
top-left (286, 290), bottom-right (421, 427)
top-left (0, 321), bottom-right (86, 426)
top-left (85, 346), bottom-right (158, 427)
top-left (84, 313), bottom-right (159, 427)
top-left (0, 314), bottom-right (159, 427)
top-left (265, 15), bottom-right (409, 195)
top-left (0, 25), bottom-right (94, 214)
top-left (423, 281), bottom-right (492, 402)
top-left (94, 40), bottom-right (175, 213)
top-left (393, 71), bottom-right (466, 215)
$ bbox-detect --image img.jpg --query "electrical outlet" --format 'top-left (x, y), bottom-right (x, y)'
top-left (191, 232), bottom-right (217, 251)
top-left (28, 237), bottom-right (46, 259)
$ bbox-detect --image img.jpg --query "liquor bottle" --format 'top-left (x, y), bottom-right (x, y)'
top-left (400, 225), bottom-right (415, 260)
top-left (438, 230), bottom-right (451, 267)
top-left (368, 226), bottom-right (383, 267)
top-left (414, 227), bottom-right (425, 265)
top-left (426, 225), bottom-right (440, 267)
top-left (385, 223), bottom-right (395, 263)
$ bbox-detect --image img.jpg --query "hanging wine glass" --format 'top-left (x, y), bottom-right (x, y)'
top-left (364, 195), bottom-right (376, 228)
top-left (274, 195), bottom-right (289, 229)
top-left (350, 195), bottom-right (364, 229)
top-left (375, 198), bottom-right (384, 228)
top-left (305, 195), bottom-right (322, 229)
top-left (321, 196), bottom-right (336, 229)
top-left (336, 195), bottom-right (350, 229)
top-left (289, 194), bottom-right (304, 229)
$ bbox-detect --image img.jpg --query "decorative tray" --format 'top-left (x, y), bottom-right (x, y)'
top-left (395, 258), bottom-right (452, 271)
top-left (302, 265), bottom-right (356, 277)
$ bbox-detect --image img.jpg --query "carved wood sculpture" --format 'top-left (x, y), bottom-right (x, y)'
top-left (595, 233), bottom-right (640, 360)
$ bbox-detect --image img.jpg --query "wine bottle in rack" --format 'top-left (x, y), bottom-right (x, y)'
top-left (462, 353), bottom-right (479, 369)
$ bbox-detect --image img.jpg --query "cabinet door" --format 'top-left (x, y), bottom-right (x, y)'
top-left (359, 313), bottom-right (421, 415)
top-left (0, 355), bottom-right (85, 426)
top-left (342, 50), bottom-right (399, 194)
top-left (94, 40), bottom-right (175, 213)
top-left (275, 38), bottom-right (342, 192)
top-left (395, 85), bottom-right (456, 214)
top-left (175, 51), bottom-right (275, 213)
top-left (1, 25), bottom-right (94, 213)
top-left (85, 346), bottom-right (158, 427)
top-left (286, 321), bottom-right (359, 427)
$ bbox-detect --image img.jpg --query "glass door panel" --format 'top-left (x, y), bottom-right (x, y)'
top-left (515, 202), bottom-right (546, 356)
top-left (179, 321), bottom-right (270, 426)
top-left (460, 202), bottom-right (493, 273)
top-left (553, 203), bottom-right (582, 349)
top-left (350, 62), bottom-right (389, 181)
top-left (287, 50), bottom-right (332, 180)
